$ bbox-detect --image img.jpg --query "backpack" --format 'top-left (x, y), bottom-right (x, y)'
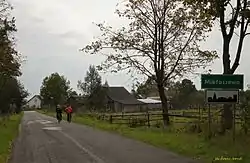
top-left (66, 106), bottom-right (73, 113)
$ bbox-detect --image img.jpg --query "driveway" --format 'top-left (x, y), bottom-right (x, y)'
top-left (9, 111), bottom-right (198, 163)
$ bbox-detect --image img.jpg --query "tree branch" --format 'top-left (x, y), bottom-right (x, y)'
top-left (216, 1), bottom-right (227, 37)
top-left (125, 55), bottom-right (154, 78)
top-left (230, 0), bottom-right (247, 73)
top-left (152, 4), bottom-right (159, 80)
top-left (149, 0), bottom-right (161, 22)
top-left (159, 0), bottom-right (167, 84)
top-left (244, 19), bottom-right (250, 37)
top-left (163, 26), bottom-right (196, 83)
top-left (131, 5), bottom-right (155, 38)
top-left (228, 0), bottom-right (241, 38)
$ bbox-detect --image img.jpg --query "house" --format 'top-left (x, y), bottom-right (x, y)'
top-left (137, 98), bottom-right (162, 110)
top-left (25, 95), bottom-right (42, 109)
top-left (104, 87), bottom-right (145, 113)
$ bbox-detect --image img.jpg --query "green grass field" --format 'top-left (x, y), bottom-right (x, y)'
top-left (39, 109), bottom-right (250, 163)
top-left (0, 113), bottom-right (23, 163)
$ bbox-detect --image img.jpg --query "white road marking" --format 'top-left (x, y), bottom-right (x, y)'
top-left (25, 111), bottom-right (36, 113)
top-left (27, 121), bottom-right (36, 125)
top-left (60, 131), bottom-right (106, 163)
top-left (36, 120), bottom-right (53, 125)
top-left (42, 127), bottom-right (62, 131)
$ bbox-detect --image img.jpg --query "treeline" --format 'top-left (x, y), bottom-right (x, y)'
top-left (40, 65), bottom-right (108, 112)
top-left (0, 0), bottom-right (29, 115)
top-left (133, 77), bottom-right (250, 109)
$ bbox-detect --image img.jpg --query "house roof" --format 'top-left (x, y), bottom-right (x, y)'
top-left (138, 98), bottom-right (162, 104)
top-left (26, 95), bottom-right (42, 104)
top-left (104, 86), bottom-right (144, 105)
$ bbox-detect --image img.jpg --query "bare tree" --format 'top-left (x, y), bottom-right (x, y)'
top-left (218, 0), bottom-right (250, 132)
top-left (187, 0), bottom-right (250, 132)
top-left (81, 0), bottom-right (218, 126)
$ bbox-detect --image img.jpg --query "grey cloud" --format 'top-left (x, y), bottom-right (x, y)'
top-left (17, 25), bottom-right (132, 96)
top-left (29, 16), bottom-right (45, 24)
top-left (10, 0), bottom-right (250, 97)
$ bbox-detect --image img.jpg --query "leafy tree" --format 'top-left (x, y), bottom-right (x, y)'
top-left (0, 75), bottom-right (29, 114)
top-left (185, 0), bottom-right (250, 131)
top-left (67, 90), bottom-right (78, 111)
top-left (133, 77), bottom-right (158, 98)
top-left (103, 80), bottom-right (109, 87)
top-left (82, 0), bottom-right (218, 125)
top-left (0, 1), bottom-right (21, 77)
top-left (77, 65), bottom-right (106, 111)
top-left (192, 90), bottom-right (205, 107)
top-left (167, 79), bottom-right (197, 109)
top-left (177, 79), bottom-right (197, 107)
top-left (14, 82), bottom-right (29, 113)
top-left (0, 0), bottom-right (26, 115)
top-left (0, 0), bottom-right (21, 91)
top-left (68, 90), bottom-right (78, 98)
top-left (40, 73), bottom-right (71, 107)
top-left (77, 65), bottom-right (102, 95)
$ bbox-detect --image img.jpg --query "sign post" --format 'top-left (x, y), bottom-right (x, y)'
top-left (233, 104), bottom-right (236, 142)
top-left (201, 74), bottom-right (244, 140)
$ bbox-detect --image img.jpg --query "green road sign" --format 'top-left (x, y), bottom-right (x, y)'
top-left (201, 74), bottom-right (244, 89)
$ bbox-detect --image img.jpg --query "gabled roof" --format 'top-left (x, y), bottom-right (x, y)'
top-left (104, 86), bottom-right (144, 105)
top-left (26, 95), bottom-right (42, 104)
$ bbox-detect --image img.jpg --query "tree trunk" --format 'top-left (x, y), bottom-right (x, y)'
top-left (221, 104), bottom-right (233, 132)
top-left (221, 38), bottom-right (233, 133)
top-left (158, 85), bottom-right (170, 126)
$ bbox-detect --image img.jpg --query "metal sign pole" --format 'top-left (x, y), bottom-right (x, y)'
top-left (233, 104), bottom-right (236, 142)
top-left (208, 104), bottom-right (211, 139)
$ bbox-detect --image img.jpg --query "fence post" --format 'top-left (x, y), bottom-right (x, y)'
top-left (109, 115), bottom-right (113, 124)
top-left (198, 105), bottom-right (201, 121)
top-left (233, 104), bottom-right (236, 142)
top-left (147, 112), bottom-right (150, 127)
top-left (208, 104), bottom-right (212, 139)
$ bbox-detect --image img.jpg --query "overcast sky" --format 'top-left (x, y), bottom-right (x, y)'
top-left (9, 0), bottom-right (250, 97)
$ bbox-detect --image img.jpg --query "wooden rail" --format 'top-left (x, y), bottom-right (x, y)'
top-left (86, 111), bottom-right (250, 128)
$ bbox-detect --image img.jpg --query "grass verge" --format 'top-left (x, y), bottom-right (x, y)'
top-left (0, 113), bottom-right (23, 163)
top-left (39, 110), bottom-right (249, 163)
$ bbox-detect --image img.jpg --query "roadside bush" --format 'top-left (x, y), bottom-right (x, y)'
top-left (154, 120), bottom-right (162, 128)
top-left (184, 120), bottom-right (202, 133)
top-left (239, 91), bottom-right (250, 134)
top-left (128, 117), bottom-right (147, 128)
top-left (97, 114), bottom-right (103, 120)
top-left (128, 118), bottom-right (137, 128)
top-left (240, 107), bottom-right (250, 134)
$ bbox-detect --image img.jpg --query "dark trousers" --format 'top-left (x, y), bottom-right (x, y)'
top-left (56, 113), bottom-right (62, 121)
top-left (67, 113), bottom-right (72, 122)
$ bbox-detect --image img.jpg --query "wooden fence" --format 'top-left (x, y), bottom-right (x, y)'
top-left (89, 110), bottom-right (249, 127)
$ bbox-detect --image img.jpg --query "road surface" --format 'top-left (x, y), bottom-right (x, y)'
top-left (9, 111), bottom-right (198, 163)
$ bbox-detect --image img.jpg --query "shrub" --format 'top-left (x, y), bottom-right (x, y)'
top-left (128, 117), bottom-right (147, 128)
top-left (128, 117), bottom-right (138, 128)
top-left (154, 120), bottom-right (162, 128)
top-left (184, 120), bottom-right (202, 133)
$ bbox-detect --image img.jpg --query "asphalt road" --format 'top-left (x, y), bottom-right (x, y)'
top-left (9, 111), bottom-right (198, 163)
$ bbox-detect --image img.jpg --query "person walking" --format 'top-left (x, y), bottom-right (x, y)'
top-left (65, 104), bottom-right (73, 123)
top-left (56, 104), bottom-right (62, 123)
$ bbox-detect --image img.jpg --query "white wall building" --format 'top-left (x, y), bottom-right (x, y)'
top-left (26, 95), bottom-right (42, 109)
